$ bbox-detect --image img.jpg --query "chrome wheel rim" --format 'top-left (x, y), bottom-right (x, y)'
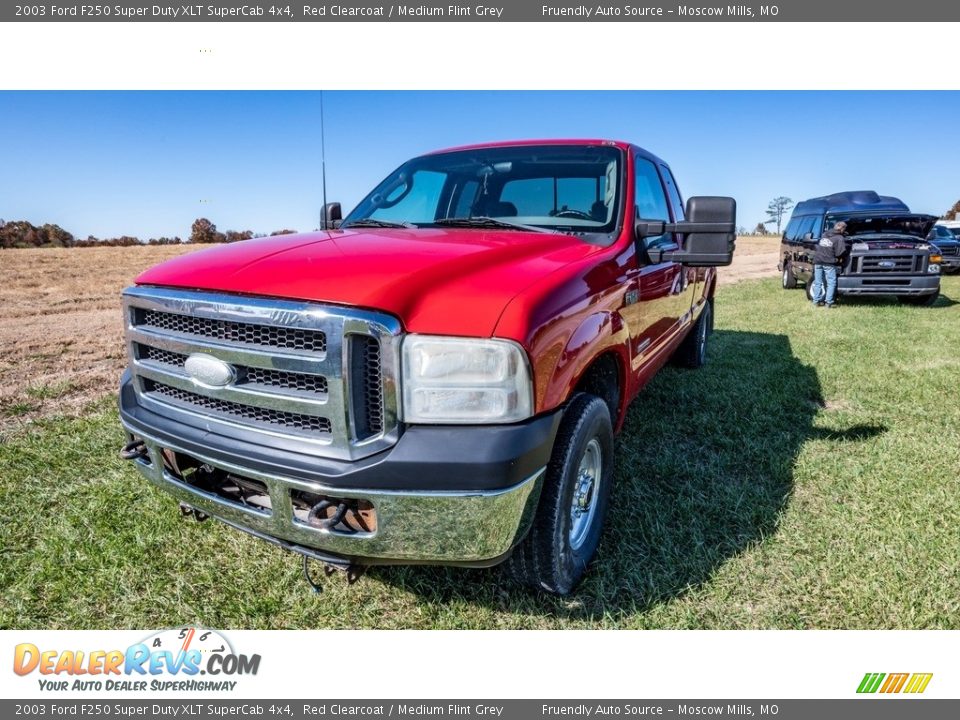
top-left (569, 437), bottom-right (602, 551)
top-left (782, 268), bottom-right (789, 287)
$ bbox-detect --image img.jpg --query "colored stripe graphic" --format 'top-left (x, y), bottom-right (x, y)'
top-left (857, 672), bottom-right (932, 694)
top-left (904, 673), bottom-right (933, 694)
top-left (857, 673), bottom-right (885, 693)
top-left (880, 673), bottom-right (909, 693)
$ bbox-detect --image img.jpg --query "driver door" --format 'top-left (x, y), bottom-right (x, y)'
top-left (619, 156), bottom-right (686, 378)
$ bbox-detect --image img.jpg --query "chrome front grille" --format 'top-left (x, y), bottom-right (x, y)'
top-left (139, 308), bottom-right (327, 352)
top-left (124, 286), bottom-right (401, 460)
top-left (144, 379), bottom-right (334, 434)
top-left (857, 254), bottom-right (922, 273)
top-left (139, 344), bottom-right (330, 395)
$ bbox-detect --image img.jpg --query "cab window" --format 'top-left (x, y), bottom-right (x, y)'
top-left (635, 157), bottom-right (673, 250)
top-left (795, 216), bottom-right (817, 240)
top-left (783, 217), bottom-right (800, 241)
top-left (810, 215), bottom-right (824, 239)
top-left (660, 165), bottom-right (685, 221)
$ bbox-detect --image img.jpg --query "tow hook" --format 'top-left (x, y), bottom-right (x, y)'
top-left (119, 439), bottom-right (148, 461)
top-left (302, 555), bottom-right (366, 594)
top-left (178, 502), bottom-right (209, 522)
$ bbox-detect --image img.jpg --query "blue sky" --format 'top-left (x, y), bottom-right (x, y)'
top-left (1, 91), bottom-right (958, 239)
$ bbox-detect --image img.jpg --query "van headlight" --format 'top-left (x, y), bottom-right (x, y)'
top-left (401, 335), bottom-right (534, 424)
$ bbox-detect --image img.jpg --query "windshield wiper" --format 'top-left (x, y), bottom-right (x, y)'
top-left (434, 217), bottom-right (552, 233)
top-left (341, 219), bottom-right (417, 229)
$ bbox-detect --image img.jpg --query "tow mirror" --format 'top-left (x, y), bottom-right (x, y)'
top-left (638, 196), bottom-right (736, 267)
top-left (322, 202), bottom-right (342, 230)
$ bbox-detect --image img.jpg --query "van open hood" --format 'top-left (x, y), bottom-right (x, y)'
top-left (841, 214), bottom-right (938, 240)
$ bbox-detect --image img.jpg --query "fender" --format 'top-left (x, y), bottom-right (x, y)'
top-left (537, 311), bottom-right (630, 424)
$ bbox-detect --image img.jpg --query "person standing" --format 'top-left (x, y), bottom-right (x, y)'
top-left (811, 221), bottom-right (847, 308)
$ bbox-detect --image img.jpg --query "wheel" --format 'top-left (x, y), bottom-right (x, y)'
top-left (898, 292), bottom-right (939, 306)
top-left (670, 300), bottom-right (712, 369)
top-left (506, 393), bottom-right (614, 595)
top-left (782, 261), bottom-right (797, 289)
top-left (805, 278), bottom-right (815, 302)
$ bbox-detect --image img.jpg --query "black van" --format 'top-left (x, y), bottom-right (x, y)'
top-left (779, 191), bottom-right (942, 305)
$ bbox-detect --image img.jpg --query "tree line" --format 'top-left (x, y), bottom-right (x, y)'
top-left (0, 218), bottom-right (299, 250)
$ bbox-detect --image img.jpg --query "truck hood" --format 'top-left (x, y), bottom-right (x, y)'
top-left (135, 228), bottom-right (601, 336)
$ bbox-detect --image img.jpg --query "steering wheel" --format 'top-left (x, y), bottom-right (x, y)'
top-left (554, 209), bottom-right (593, 221)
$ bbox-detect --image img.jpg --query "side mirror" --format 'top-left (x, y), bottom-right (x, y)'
top-left (639, 196), bottom-right (737, 267)
top-left (322, 202), bottom-right (342, 230)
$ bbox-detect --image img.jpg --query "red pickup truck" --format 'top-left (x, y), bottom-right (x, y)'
top-left (119, 140), bottom-right (735, 594)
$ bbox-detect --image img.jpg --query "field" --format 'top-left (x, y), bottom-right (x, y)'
top-left (2, 241), bottom-right (958, 629)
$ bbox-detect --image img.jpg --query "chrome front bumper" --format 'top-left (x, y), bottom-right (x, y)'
top-left (121, 425), bottom-right (545, 566)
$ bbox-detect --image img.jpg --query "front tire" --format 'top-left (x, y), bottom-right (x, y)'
top-left (506, 393), bottom-right (614, 595)
top-left (671, 300), bottom-right (712, 369)
top-left (782, 262), bottom-right (797, 289)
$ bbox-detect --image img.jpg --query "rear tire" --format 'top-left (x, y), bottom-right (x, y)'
top-left (671, 300), bottom-right (712, 369)
top-left (899, 292), bottom-right (939, 307)
top-left (782, 262), bottom-right (797, 289)
top-left (506, 393), bottom-right (614, 595)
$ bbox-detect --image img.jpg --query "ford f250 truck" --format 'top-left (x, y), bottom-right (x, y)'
top-left (118, 140), bottom-right (735, 594)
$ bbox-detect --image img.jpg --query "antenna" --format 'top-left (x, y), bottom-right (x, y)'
top-left (320, 90), bottom-right (328, 229)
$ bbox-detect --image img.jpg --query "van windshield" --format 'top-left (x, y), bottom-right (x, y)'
top-left (343, 145), bottom-right (623, 238)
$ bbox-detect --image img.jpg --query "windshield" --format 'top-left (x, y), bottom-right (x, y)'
top-left (343, 145), bottom-right (623, 237)
top-left (929, 225), bottom-right (954, 239)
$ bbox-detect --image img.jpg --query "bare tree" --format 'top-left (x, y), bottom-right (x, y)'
top-left (764, 196), bottom-right (794, 235)
top-left (753, 222), bottom-right (768, 236)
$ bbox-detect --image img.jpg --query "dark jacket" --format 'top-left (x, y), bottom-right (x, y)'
top-left (813, 229), bottom-right (847, 266)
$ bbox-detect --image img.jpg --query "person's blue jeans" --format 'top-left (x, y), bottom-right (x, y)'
top-left (812, 264), bottom-right (838, 306)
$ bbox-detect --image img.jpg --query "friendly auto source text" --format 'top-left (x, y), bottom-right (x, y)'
top-left (543, 5), bottom-right (779, 17)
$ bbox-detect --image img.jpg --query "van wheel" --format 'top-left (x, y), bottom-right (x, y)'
top-left (782, 262), bottom-right (797, 289)
top-left (506, 393), bottom-right (614, 595)
top-left (671, 300), bottom-right (712, 369)
top-left (899, 293), bottom-right (939, 307)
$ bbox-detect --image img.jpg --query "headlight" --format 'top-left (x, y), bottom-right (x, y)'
top-left (401, 335), bottom-right (533, 424)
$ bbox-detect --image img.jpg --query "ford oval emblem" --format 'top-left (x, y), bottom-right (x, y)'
top-left (878, 260), bottom-right (895, 268)
top-left (184, 353), bottom-right (236, 388)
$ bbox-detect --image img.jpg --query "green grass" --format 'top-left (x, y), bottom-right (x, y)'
top-left (2, 276), bottom-right (959, 629)
top-left (24, 381), bottom-right (77, 401)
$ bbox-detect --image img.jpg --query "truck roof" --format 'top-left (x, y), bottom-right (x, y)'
top-left (430, 138), bottom-right (632, 154)
top-left (793, 191), bottom-right (911, 217)
top-left (425, 138), bottom-right (668, 167)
